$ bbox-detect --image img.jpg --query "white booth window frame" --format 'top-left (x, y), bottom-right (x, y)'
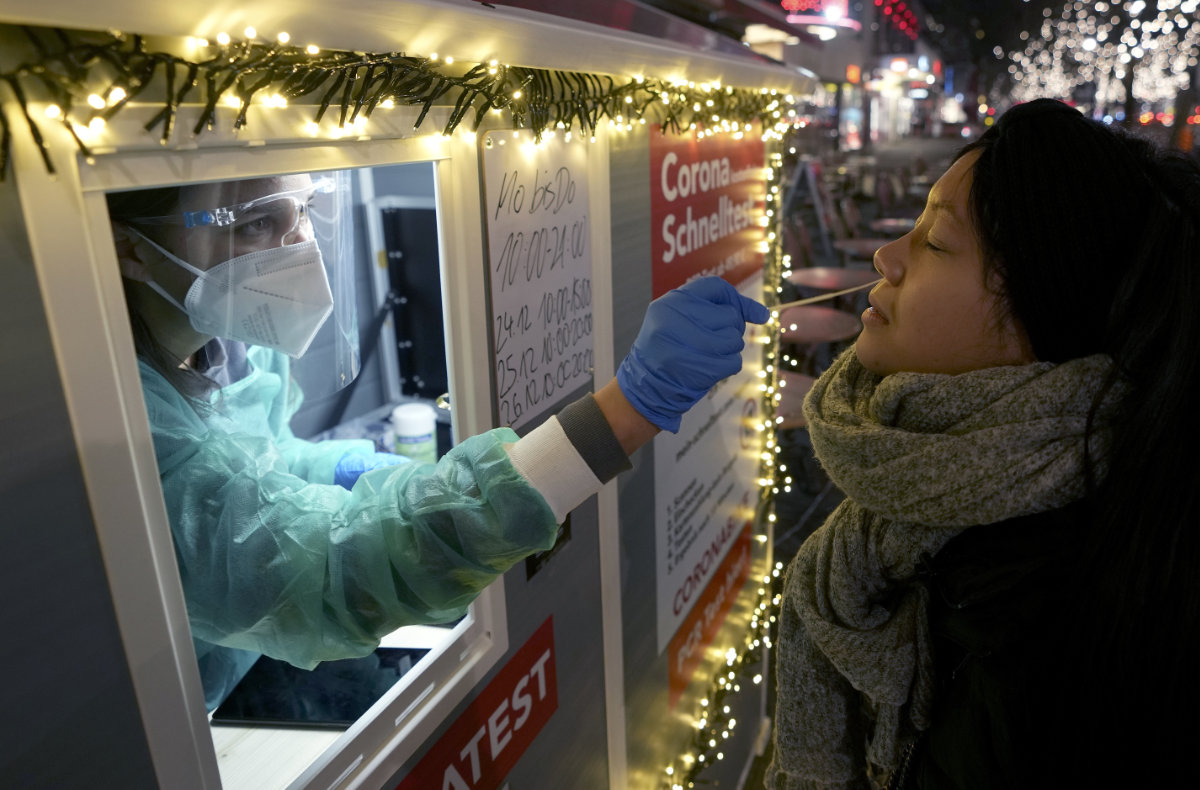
top-left (11, 101), bottom-right (508, 790)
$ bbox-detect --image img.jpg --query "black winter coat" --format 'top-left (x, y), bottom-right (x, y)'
top-left (903, 503), bottom-right (1087, 790)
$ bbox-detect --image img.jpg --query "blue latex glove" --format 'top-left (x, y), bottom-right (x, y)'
top-left (333, 451), bottom-right (412, 490)
top-left (617, 276), bottom-right (771, 433)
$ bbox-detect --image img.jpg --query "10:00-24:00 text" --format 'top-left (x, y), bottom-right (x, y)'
top-left (494, 218), bottom-right (588, 292)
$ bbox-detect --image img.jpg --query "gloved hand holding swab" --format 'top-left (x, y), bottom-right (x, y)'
top-left (618, 276), bottom-right (771, 433)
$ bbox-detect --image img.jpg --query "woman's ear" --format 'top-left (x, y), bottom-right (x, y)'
top-left (111, 223), bottom-right (154, 282)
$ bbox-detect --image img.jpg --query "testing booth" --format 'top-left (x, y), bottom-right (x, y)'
top-left (0, 2), bottom-right (816, 787)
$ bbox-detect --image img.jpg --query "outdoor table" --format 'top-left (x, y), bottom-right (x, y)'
top-left (787, 267), bottom-right (879, 291)
top-left (779, 305), bottom-right (861, 345)
top-left (832, 237), bottom-right (887, 262)
top-left (908, 173), bottom-right (933, 200)
top-left (868, 217), bottom-right (916, 235)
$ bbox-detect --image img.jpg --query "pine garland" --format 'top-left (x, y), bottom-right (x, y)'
top-left (0, 24), bottom-right (792, 179)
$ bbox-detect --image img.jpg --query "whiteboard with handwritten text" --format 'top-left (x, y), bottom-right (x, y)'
top-left (481, 131), bottom-right (594, 431)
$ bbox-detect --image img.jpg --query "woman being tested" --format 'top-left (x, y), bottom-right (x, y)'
top-left (108, 176), bottom-right (769, 711)
top-left (767, 99), bottom-right (1200, 789)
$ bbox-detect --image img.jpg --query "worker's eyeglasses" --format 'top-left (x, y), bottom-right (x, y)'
top-left (130, 178), bottom-right (335, 243)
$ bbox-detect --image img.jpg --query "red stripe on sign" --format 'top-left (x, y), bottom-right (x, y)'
top-left (395, 617), bottom-right (557, 790)
top-left (667, 524), bottom-right (753, 708)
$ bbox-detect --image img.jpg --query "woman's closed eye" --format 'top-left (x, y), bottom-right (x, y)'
top-left (921, 229), bottom-right (952, 253)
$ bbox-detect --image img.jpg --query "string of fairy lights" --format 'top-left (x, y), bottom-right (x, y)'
top-left (659, 148), bottom-right (794, 790)
top-left (998, 0), bottom-right (1200, 117)
top-left (0, 25), bottom-right (801, 179)
top-left (659, 561), bottom-right (783, 790)
top-left (0, 19), bottom-right (802, 789)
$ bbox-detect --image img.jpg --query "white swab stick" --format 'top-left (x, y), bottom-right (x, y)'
top-left (772, 279), bottom-right (882, 313)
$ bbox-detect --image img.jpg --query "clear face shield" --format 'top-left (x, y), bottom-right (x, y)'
top-left (126, 170), bottom-right (360, 395)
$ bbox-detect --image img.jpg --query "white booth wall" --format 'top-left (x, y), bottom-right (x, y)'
top-left (0, 145), bottom-right (162, 789)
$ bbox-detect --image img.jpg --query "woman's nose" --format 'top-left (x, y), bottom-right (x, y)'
top-left (873, 235), bottom-right (905, 284)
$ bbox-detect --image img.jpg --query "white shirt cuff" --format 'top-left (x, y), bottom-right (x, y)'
top-left (505, 416), bottom-right (605, 523)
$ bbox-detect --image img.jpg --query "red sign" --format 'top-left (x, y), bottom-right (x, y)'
top-left (666, 523), bottom-right (754, 707)
top-left (649, 125), bottom-right (766, 298)
top-left (395, 617), bottom-right (558, 790)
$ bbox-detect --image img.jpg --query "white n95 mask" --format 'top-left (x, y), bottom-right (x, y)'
top-left (135, 231), bottom-right (335, 359)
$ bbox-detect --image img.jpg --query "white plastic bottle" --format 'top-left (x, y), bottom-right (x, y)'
top-left (390, 402), bottom-right (438, 464)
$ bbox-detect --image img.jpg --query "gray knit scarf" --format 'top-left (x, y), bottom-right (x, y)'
top-left (767, 346), bottom-right (1119, 790)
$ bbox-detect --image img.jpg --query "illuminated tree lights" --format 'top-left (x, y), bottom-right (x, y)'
top-left (1000, 0), bottom-right (1200, 114)
top-left (0, 25), bottom-right (798, 178)
top-left (874, 0), bottom-right (920, 40)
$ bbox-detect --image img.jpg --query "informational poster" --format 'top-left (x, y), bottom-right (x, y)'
top-left (481, 131), bottom-right (594, 431)
top-left (648, 125), bottom-right (766, 667)
top-left (667, 521), bottom-right (754, 706)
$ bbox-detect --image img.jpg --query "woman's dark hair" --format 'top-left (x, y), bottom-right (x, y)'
top-left (957, 100), bottom-right (1200, 784)
top-left (106, 186), bottom-right (218, 398)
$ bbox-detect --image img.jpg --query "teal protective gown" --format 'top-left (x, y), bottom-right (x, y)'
top-left (139, 347), bottom-right (557, 710)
